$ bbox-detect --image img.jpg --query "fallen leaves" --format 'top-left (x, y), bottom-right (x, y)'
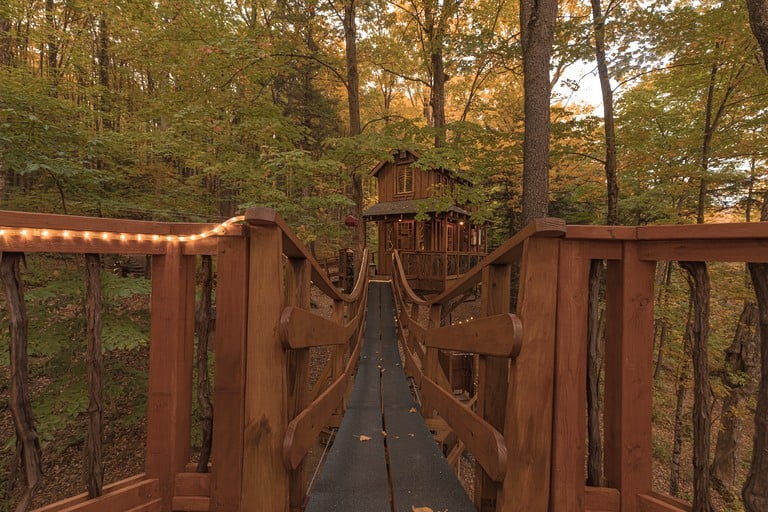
top-left (358, 434), bottom-right (372, 441)
top-left (411, 507), bottom-right (434, 512)
top-left (409, 407), bottom-right (417, 413)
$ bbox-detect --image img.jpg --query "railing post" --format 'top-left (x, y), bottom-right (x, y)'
top-left (604, 242), bottom-right (655, 512)
top-left (421, 303), bottom-right (444, 417)
top-left (241, 219), bottom-right (290, 511)
top-left (145, 243), bottom-right (196, 509)
top-left (285, 257), bottom-right (311, 512)
top-left (550, 241), bottom-right (590, 511)
top-left (211, 232), bottom-right (249, 511)
top-left (499, 236), bottom-right (560, 512)
top-left (475, 263), bottom-right (512, 512)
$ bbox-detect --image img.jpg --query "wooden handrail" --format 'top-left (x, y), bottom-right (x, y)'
top-left (246, 207), bottom-right (368, 302)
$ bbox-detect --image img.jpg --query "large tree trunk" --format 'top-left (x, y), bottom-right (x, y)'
top-left (195, 255), bottom-right (214, 472)
top-left (84, 254), bottom-right (104, 498)
top-left (590, 0), bottom-right (618, 226)
top-left (343, 0), bottom-right (365, 272)
top-left (520, 0), bottom-right (557, 223)
top-left (670, 305), bottom-right (692, 497)
top-left (679, 261), bottom-right (713, 512)
top-left (745, 262), bottom-right (768, 511)
top-left (746, 0), bottom-right (768, 70)
top-left (711, 301), bottom-right (758, 504)
top-left (586, 259), bottom-right (604, 486)
top-left (1, 253), bottom-right (44, 512)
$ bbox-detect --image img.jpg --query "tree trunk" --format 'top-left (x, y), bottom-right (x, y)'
top-left (710, 301), bottom-right (758, 504)
top-left (590, 0), bottom-right (618, 226)
top-left (745, 259), bottom-right (768, 510)
top-left (1, 253), bottom-right (44, 512)
top-left (670, 304), bottom-right (692, 498)
top-left (0, 14), bottom-right (11, 67)
top-left (195, 255), bottom-right (214, 472)
top-left (746, 0), bottom-right (768, 70)
top-left (84, 254), bottom-right (104, 498)
top-left (520, 0), bottom-right (557, 224)
top-left (587, 259), bottom-right (604, 486)
top-left (654, 261), bottom-right (674, 378)
top-left (679, 261), bottom-right (713, 512)
top-left (343, 0), bottom-right (365, 272)
top-left (431, 45), bottom-right (446, 147)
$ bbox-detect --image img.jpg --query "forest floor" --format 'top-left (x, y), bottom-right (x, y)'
top-left (0, 285), bottom-right (754, 511)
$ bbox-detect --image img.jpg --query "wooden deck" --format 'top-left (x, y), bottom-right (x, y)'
top-left (306, 282), bottom-right (474, 512)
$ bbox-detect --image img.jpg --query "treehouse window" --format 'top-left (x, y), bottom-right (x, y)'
top-left (396, 164), bottom-right (413, 194)
top-left (397, 221), bottom-right (415, 250)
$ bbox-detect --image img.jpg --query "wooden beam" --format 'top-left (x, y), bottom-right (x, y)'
top-left (499, 237), bottom-right (560, 512)
top-left (638, 239), bottom-right (768, 263)
top-left (145, 244), bottom-right (196, 510)
top-left (604, 242), bottom-right (655, 512)
top-left (584, 487), bottom-right (620, 512)
top-left (475, 263), bottom-right (513, 511)
top-left (551, 241), bottom-right (590, 512)
top-left (241, 222), bottom-right (289, 512)
top-left (421, 375), bottom-right (507, 482)
top-left (637, 493), bottom-right (692, 512)
top-left (174, 472), bottom-right (210, 496)
top-left (279, 305), bottom-right (362, 349)
top-left (426, 313), bottom-right (522, 358)
top-left (210, 235), bottom-right (248, 512)
top-left (36, 478), bottom-right (160, 512)
top-left (31, 475), bottom-right (149, 512)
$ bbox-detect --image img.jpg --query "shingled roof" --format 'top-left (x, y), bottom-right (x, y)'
top-left (362, 199), bottom-right (471, 219)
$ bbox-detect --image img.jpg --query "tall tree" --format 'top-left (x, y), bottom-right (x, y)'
top-left (520, 0), bottom-right (557, 223)
top-left (746, 0), bottom-right (768, 69)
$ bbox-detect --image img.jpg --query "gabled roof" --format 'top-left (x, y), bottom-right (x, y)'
top-left (362, 199), bottom-right (471, 219)
top-left (369, 150), bottom-right (471, 186)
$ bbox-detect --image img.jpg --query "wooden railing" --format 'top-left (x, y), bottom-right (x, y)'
top-left (392, 219), bottom-right (768, 512)
top-left (2, 207), bottom-right (368, 512)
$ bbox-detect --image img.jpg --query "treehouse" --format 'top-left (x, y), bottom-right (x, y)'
top-left (363, 150), bottom-right (487, 292)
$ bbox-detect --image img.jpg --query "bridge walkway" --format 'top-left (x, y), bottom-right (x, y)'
top-left (306, 282), bottom-right (474, 512)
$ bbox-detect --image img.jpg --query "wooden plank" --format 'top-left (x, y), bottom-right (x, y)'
top-left (421, 375), bottom-right (507, 482)
top-left (475, 263), bottom-right (512, 512)
top-left (0, 235), bottom-right (167, 255)
top-left (638, 239), bottom-right (768, 263)
top-left (125, 498), bottom-right (163, 512)
top-left (174, 472), bottom-right (210, 496)
top-left (145, 244), bottom-right (196, 509)
top-left (499, 237), bottom-right (560, 512)
top-left (637, 493), bottom-right (692, 512)
top-left (279, 306), bottom-right (356, 349)
top-left (241, 222), bottom-right (289, 512)
top-left (283, 371), bottom-right (349, 470)
top-left (210, 235), bottom-right (248, 511)
top-left (32, 475), bottom-right (149, 512)
top-left (565, 225), bottom-right (637, 241)
top-left (637, 221), bottom-right (768, 240)
top-left (604, 242), bottom-right (655, 512)
top-left (171, 496), bottom-right (210, 511)
top-left (0, 209), bottom-right (207, 234)
top-left (427, 313), bottom-right (522, 357)
top-left (46, 479), bottom-right (160, 512)
top-left (584, 487), bottom-right (620, 512)
top-left (551, 241), bottom-right (590, 512)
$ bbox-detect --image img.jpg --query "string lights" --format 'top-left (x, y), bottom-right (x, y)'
top-left (0, 215), bottom-right (245, 244)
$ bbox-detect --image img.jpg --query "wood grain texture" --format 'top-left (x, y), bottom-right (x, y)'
top-left (41, 479), bottom-right (160, 512)
top-left (31, 475), bottom-right (150, 512)
top-left (476, 263), bottom-right (512, 512)
top-left (637, 493), bottom-right (692, 512)
top-left (638, 239), bottom-right (768, 263)
top-left (241, 223), bottom-right (289, 512)
top-left (427, 313), bottom-right (522, 357)
top-left (499, 237), bottom-right (560, 512)
top-left (174, 472), bottom-right (211, 496)
top-left (170, 496), bottom-right (211, 511)
top-left (210, 236), bottom-right (248, 512)
top-left (551, 241), bottom-right (590, 512)
top-left (145, 244), bottom-right (196, 510)
top-left (584, 486), bottom-right (620, 511)
top-left (604, 242), bottom-right (655, 512)
top-left (279, 305), bottom-right (360, 349)
top-left (421, 375), bottom-right (507, 482)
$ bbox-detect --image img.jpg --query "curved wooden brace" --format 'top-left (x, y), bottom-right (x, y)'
top-left (421, 375), bottom-right (507, 482)
top-left (426, 313), bottom-right (523, 358)
top-left (279, 300), bottom-right (367, 350)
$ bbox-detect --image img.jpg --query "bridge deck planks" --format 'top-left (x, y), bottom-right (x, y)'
top-left (305, 282), bottom-right (474, 512)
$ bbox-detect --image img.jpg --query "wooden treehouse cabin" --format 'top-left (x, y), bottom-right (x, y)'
top-left (363, 150), bottom-right (487, 291)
